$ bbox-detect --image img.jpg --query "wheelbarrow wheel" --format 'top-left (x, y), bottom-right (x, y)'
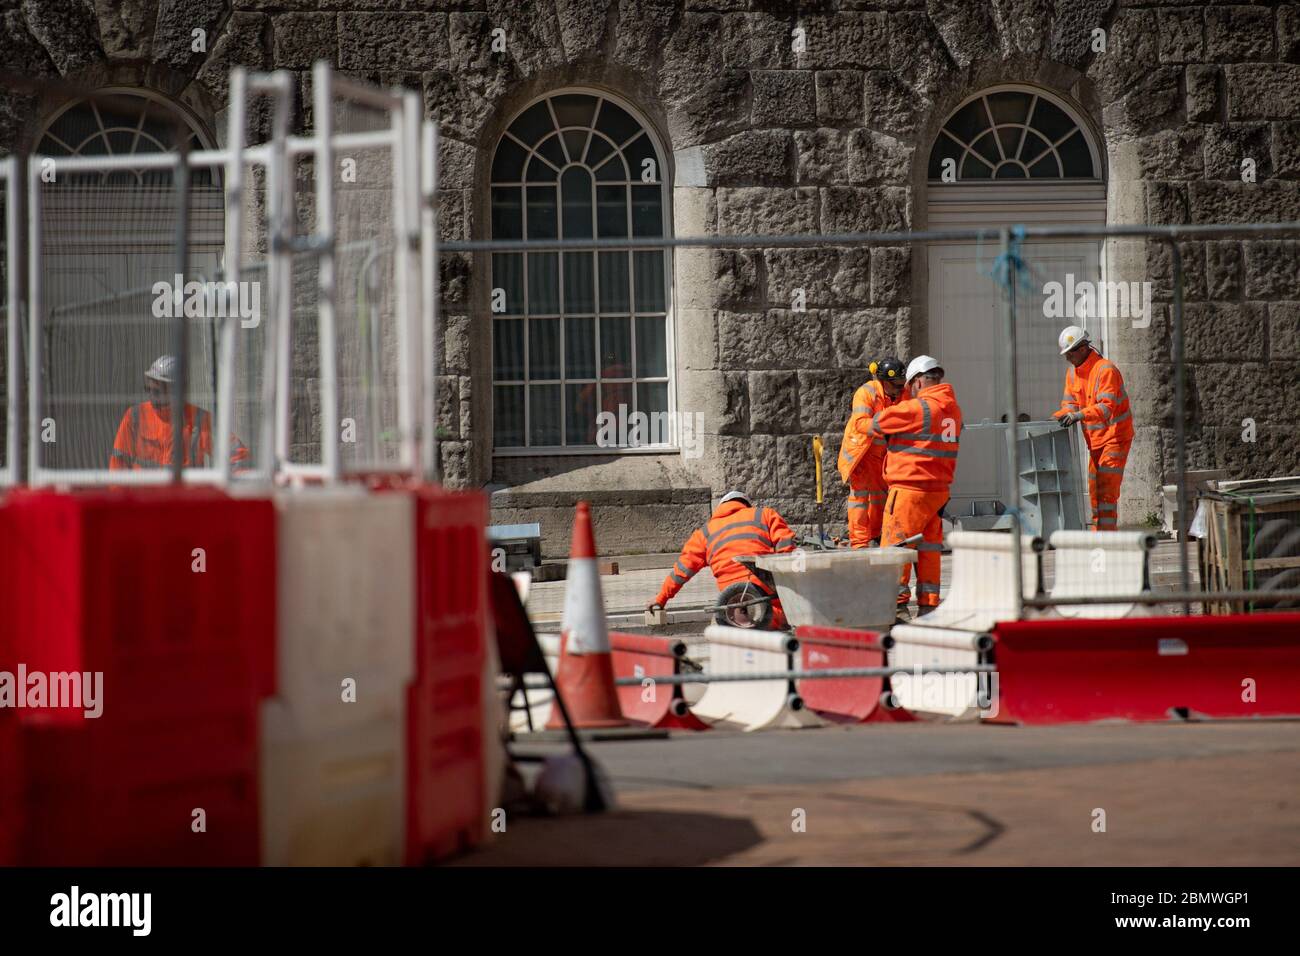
top-left (715, 581), bottom-right (772, 628)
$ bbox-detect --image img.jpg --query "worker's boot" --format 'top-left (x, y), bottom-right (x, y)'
top-left (894, 602), bottom-right (912, 625)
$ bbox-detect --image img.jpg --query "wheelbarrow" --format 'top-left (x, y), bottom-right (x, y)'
top-left (720, 536), bottom-right (919, 631)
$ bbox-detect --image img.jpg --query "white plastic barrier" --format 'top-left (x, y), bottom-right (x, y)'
top-left (274, 488), bottom-right (416, 728)
top-left (911, 531), bottom-right (1043, 632)
top-left (1048, 530), bottom-right (1160, 618)
top-left (260, 699), bottom-right (405, 866)
top-left (262, 488), bottom-right (415, 864)
top-left (887, 628), bottom-right (994, 721)
top-left (889, 532), bottom-right (1041, 720)
top-left (690, 626), bottom-right (823, 732)
top-left (751, 547), bottom-right (914, 630)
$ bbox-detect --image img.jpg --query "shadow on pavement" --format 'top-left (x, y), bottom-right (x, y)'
top-left (447, 809), bottom-right (764, 866)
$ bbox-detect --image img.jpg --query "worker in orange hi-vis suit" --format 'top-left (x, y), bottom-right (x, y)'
top-left (839, 356), bottom-right (906, 548)
top-left (646, 491), bottom-right (799, 630)
top-left (872, 356), bottom-right (963, 622)
top-left (109, 355), bottom-right (251, 471)
top-left (1052, 325), bottom-right (1134, 530)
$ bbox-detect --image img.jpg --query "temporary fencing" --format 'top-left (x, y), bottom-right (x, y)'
top-left (0, 64), bottom-right (503, 866)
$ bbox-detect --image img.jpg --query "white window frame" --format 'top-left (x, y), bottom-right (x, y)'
top-left (488, 88), bottom-right (677, 458)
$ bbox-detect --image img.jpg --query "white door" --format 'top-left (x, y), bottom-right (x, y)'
top-left (926, 186), bottom-right (1106, 516)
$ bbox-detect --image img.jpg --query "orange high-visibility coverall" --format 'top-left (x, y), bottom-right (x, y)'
top-left (109, 402), bottom-right (250, 470)
top-left (1056, 349), bottom-right (1134, 530)
top-left (868, 383), bottom-right (963, 609)
top-left (838, 379), bottom-right (898, 548)
top-left (653, 500), bottom-right (798, 629)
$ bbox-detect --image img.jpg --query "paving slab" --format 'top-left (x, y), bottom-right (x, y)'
top-left (456, 721), bottom-right (1300, 866)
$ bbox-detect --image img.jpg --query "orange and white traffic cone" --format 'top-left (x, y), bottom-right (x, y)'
top-left (546, 501), bottom-right (628, 729)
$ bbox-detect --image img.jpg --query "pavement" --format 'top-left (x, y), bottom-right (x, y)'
top-left (453, 721), bottom-right (1300, 866)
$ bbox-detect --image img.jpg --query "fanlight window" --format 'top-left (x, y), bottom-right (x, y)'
top-left (37, 90), bottom-right (214, 186)
top-left (928, 89), bottom-right (1098, 181)
top-left (489, 92), bottom-right (671, 451)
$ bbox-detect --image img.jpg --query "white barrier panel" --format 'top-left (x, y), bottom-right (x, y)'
top-left (274, 488), bottom-right (415, 729)
top-left (1048, 530), bottom-right (1160, 618)
top-left (886, 532), bottom-right (1034, 720)
top-left (751, 547), bottom-right (913, 630)
top-left (690, 626), bottom-right (822, 732)
top-left (887, 626), bottom-right (992, 720)
top-left (914, 531), bottom-right (1044, 632)
top-left (262, 487), bottom-right (414, 863)
top-left (260, 699), bottom-right (405, 866)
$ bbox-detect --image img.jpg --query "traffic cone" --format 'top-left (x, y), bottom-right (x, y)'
top-left (546, 501), bottom-right (628, 729)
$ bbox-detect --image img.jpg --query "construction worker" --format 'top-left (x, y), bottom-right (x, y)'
top-left (872, 356), bottom-right (963, 621)
top-left (1053, 326), bottom-right (1133, 530)
top-left (646, 491), bottom-right (798, 629)
top-left (839, 356), bottom-right (906, 548)
top-left (109, 355), bottom-right (250, 471)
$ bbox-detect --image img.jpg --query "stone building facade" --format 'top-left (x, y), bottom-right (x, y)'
top-left (3, 1), bottom-right (1300, 556)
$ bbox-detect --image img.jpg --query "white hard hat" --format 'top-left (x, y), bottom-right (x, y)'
top-left (145, 354), bottom-right (178, 383)
top-left (1058, 325), bottom-right (1089, 355)
top-left (718, 490), bottom-right (751, 507)
top-left (904, 355), bottom-right (941, 383)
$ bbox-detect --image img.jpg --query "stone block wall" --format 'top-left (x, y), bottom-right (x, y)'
top-left (2, 1), bottom-right (1299, 544)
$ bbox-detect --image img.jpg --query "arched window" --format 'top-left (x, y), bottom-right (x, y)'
top-left (37, 89), bottom-right (215, 186)
top-left (490, 92), bottom-right (671, 451)
top-left (928, 88), bottom-right (1100, 182)
top-left (31, 90), bottom-right (225, 473)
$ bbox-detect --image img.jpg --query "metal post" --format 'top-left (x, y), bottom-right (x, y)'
top-left (1166, 239), bottom-right (1192, 615)
top-left (314, 60), bottom-right (341, 483)
top-left (25, 156), bottom-right (41, 485)
top-left (394, 88), bottom-right (422, 474)
top-left (216, 69), bottom-right (247, 484)
top-left (421, 120), bottom-right (440, 483)
top-left (1001, 228), bottom-right (1024, 618)
top-left (4, 157), bottom-right (24, 486)
top-left (170, 139), bottom-right (191, 483)
top-left (265, 77), bottom-right (293, 482)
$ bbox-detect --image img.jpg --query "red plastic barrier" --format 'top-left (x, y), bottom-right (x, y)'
top-left (406, 486), bottom-right (492, 864)
top-left (4, 487), bottom-right (277, 702)
top-left (0, 487), bottom-right (276, 865)
top-left (795, 625), bottom-right (914, 723)
top-left (0, 712), bottom-right (18, 866)
top-left (0, 503), bottom-right (21, 864)
top-left (988, 613), bottom-right (1300, 725)
top-left (609, 632), bottom-right (709, 730)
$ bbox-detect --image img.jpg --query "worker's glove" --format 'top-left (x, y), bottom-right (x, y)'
top-left (1057, 411), bottom-right (1084, 428)
top-left (645, 601), bottom-right (663, 613)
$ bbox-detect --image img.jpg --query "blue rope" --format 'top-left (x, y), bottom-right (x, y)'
top-left (984, 225), bottom-right (1042, 297)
